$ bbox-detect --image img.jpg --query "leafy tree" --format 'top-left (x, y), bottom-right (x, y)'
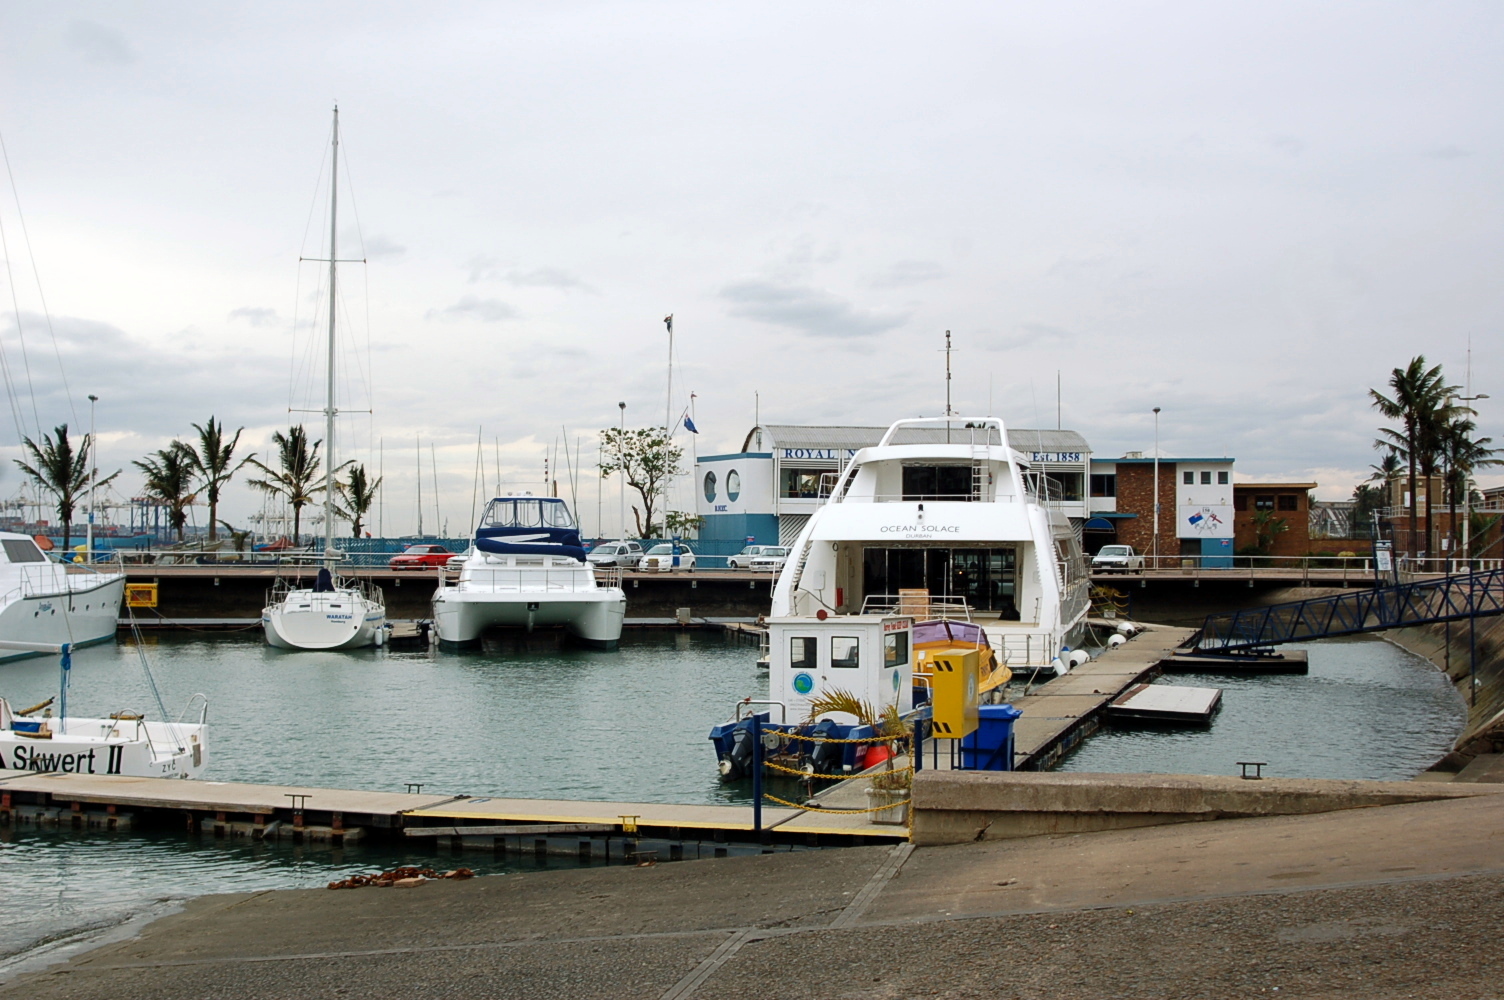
top-left (1370, 357), bottom-right (1459, 558)
top-left (663, 510), bottom-right (704, 537)
top-left (334, 463), bottom-right (382, 538)
top-left (13, 424), bottom-right (120, 551)
top-left (1250, 509), bottom-right (1289, 556)
top-left (597, 426), bottom-right (684, 538)
top-left (245, 425), bottom-right (325, 545)
top-left (133, 442), bottom-right (200, 542)
top-left (185, 417), bottom-right (254, 541)
top-left (217, 520), bottom-right (254, 553)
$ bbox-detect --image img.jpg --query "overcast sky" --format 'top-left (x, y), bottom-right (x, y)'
top-left (0, 2), bottom-right (1499, 538)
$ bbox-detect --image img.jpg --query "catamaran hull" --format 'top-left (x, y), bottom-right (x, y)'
top-left (433, 590), bottom-right (626, 649)
top-left (0, 576), bottom-right (125, 664)
top-left (263, 599), bottom-right (385, 651)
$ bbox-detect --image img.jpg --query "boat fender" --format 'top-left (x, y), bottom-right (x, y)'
top-left (1050, 657), bottom-right (1068, 676)
top-left (1066, 649), bottom-right (1090, 669)
top-left (374, 627), bottom-right (386, 647)
top-left (1107, 633), bottom-right (1127, 648)
top-left (1116, 623), bottom-right (1139, 637)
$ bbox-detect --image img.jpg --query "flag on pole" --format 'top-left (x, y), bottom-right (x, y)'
top-left (664, 314), bottom-right (673, 334)
top-left (684, 415), bottom-right (698, 434)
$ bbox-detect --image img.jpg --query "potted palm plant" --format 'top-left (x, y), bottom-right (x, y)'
top-left (804, 690), bottom-right (911, 825)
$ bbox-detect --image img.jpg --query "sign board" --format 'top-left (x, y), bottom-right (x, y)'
top-left (1030, 452), bottom-right (1084, 464)
top-left (125, 583), bottom-right (158, 608)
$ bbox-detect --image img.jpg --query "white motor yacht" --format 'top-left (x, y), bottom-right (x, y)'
top-left (771, 416), bottom-right (1091, 674)
top-left (0, 532), bottom-right (124, 664)
top-left (433, 496), bottom-right (627, 649)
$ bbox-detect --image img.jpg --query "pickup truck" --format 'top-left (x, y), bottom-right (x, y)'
top-left (1090, 544), bottom-right (1145, 573)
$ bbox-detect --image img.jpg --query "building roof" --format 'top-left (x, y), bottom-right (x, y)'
top-left (742, 424), bottom-right (1089, 454)
top-left (1232, 482), bottom-right (1318, 490)
top-left (1092, 457), bottom-right (1234, 465)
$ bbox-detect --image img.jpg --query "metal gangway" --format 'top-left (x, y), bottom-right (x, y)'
top-left (1188, 567), bottom-right (1504, 655)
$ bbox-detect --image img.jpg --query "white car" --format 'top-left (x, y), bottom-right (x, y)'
top-left (748, 546), bottom-right (790, 573)
top-left (587, 540), bottom-right (644, 568)
top-left (727, 544), bottom-right (779, 570)
top-left (640, 542), bottom-right (696, 572)
top-left (1091, 544), bottom-right (1145, 573)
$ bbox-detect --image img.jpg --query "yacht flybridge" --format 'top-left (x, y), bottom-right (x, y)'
top-left (771, 416), bottom-right (1090, 666)
top-left (262, 107), bottom-right (386, 651)
top-left (433, 496), bottom-right (627, 649)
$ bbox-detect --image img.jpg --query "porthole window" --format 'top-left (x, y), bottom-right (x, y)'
top-left (703, 471), bottom-right (717, 503)
top-left (727, 469), bottom-right (741, 502)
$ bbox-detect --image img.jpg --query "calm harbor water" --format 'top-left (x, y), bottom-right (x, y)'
top-left (0, 629), bottom-right (1467, 969)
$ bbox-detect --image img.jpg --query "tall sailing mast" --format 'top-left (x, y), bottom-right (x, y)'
top-left (323, 107), bottom-right (340, 562)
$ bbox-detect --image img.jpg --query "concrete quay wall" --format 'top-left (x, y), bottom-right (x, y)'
top-left (1388, 616), bottom-right (1504, 771)
top-left (908, 769), bottom-right (1504, 845)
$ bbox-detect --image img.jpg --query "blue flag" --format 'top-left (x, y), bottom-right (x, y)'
top-left (683, 415), bottom-right (698, 434)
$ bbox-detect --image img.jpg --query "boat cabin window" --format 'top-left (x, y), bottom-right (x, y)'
top-left (1, 539), bottom-right (46, 563)
top-left (790, 636), bottom-right (817, 669)
top-left (831, 636), bottom-right (860, 668)
top-left (481, 498), bottom-right (576, 529)
top-left (884, 631), bottom-right (909, 667)
top-left (902, 465), bottom-right (973, 501)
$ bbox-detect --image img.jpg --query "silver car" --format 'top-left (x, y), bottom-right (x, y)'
top-left (587, 540), bottom-right (644, 568)
top-left (727, 544), bottom-right (778, 570)
top-left (748, 546), bottom-right (789, 573)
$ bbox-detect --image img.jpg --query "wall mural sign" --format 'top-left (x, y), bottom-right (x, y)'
top-left (1181, 504), bottom-right (1233, 538)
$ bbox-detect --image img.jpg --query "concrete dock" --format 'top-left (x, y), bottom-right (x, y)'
top-left (5, 785), bottom-right (1504, 998)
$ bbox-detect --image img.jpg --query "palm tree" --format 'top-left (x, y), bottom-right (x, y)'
top-left (1370, 357), bottom-right (1459, 558)
top-left (134, 443), bottom-right (200, 542)
top-left (334, 463), bottom-right (382, 538)
top-left (185, 417), bottom-right (254, 541)
top-left (13, 424), bottom-right (120, 551)
top-left (245, 426), bottom-right (324, 546)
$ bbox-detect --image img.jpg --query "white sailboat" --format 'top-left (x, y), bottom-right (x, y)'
top-left (263, 107), bottom-right (387, 651)
top-left (0, 532), bottom-right (124, 664)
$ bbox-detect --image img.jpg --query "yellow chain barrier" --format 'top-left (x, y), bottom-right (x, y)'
top-left (762, 759), bottom-right (914, 780)
top-left (771, 729), bottom-right (906, 745)
top-left (762, 792), bottom-right (912, 816)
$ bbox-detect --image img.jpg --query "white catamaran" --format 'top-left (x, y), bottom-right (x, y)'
top-left (262, 107), bottom-right (387, 651)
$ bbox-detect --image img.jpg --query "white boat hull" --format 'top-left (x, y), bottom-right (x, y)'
top-left (0, 714), bottom-right (207, 779)
top-left (263, 589), bottom-right (385, 650)
top-left (0, 574), bottom-right (125, 664)
top-left (433, 588), bottom-right (626, 648)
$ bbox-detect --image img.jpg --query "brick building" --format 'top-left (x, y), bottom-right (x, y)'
top-left (1232, 483), bottom-right (1316, 557)
top-left (1087, 455), bottom-right (1235, 564)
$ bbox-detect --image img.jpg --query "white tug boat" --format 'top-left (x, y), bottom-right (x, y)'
top-left (434, 496), bottom-right (627, 649)
top-left (0, 642), bottom-right (207, 779)
top-left (262, 106), bottom-right (387, 651)
top-left (771, 416), bottom-right (1090, 674)
top-left (0, 532), bottom-right (124, 664)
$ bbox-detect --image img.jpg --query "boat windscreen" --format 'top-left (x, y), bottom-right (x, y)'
top-left (481, 498), bottom-right (576, 530)
top-left (913, 619), bottom-right (989, 647)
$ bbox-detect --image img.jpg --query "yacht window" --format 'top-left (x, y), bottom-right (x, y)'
top-left (901, 465), bottom-right (973, 501)
top-left (790, 636), bottom-right (817, 669)
top-left (831, 637), bottom-right (860, 668)
top-left (1, 540), bottom-right (46, 563)
top-left (884, 631), bottom-right (909, 667)
top-left (481, 498), bottom-right (576, 529)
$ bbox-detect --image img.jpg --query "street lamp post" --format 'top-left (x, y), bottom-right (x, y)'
top-left (618, 401), bottom-right (626, 539)
top-left (1452, 392), bottom-right (1490, 569)
top-left (87, 394), bottom-right (99, 564)
top-left (1152, 407), bottom-right (1161, 569)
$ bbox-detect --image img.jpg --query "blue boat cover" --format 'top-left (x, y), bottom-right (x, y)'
top-left (474, 525), bottom-right (587, 562)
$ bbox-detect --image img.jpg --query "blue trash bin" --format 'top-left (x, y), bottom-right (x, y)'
top-left (959, 704), bottom-right (1023, 771)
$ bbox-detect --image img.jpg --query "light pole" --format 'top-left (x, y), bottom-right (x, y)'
top-left (87, 394), bottom-right (99, 563)
top-left (618, 401), bottom-right (626, 539)
top-left (1452, 392), bottom-right (1490, 568)
top-left (1152, 407), bottom-right (1161, 568)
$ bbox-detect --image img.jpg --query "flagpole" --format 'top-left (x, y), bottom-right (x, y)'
top-left (663, 314), bottom-right (674, 432)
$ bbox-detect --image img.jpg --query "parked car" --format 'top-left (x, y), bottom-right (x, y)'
top-left (389, 544), bottom-right (454, 570)
top-left (727, 544), bottom-right (779, 570)
top-left (587, 540), bottom-right (645, 568)
top-left (748, 546), bottom-right (790, 573)
top-left (640, 542), bottom-right (696, 572)
top-left (1090, 544), bottom-right (1145, 573)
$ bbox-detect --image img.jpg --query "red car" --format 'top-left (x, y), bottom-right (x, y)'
top-left (388, 544), bottom-right (454, 570)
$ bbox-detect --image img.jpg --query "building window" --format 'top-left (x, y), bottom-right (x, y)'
top-left (726, 469), bottom-right (741, 502)
top-left (1089, 474), bottom-right (1116, 498)
top-left (781, 467), bottom-right (826, 499)
top-left (1201, 471), bottom-right (1211, 485)
top-left (1043, 471), bottom-right (1083, 502)
top-left (1235, 495), bottom-right (1248, 511)
top-left (1218, 471), bottom-right (1229, 485)
top-left (702, 471), bottom-right (717, 503)
top-left (1278, 494), bottom-right (1299, 511)
top-left (1255, 495), bottom-right (1275, 511)
top-left (1183, 471), bottom-right (1194, 485)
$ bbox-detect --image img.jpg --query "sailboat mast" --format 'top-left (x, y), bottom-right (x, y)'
top-left (323, 106), bottom-right (339, 561)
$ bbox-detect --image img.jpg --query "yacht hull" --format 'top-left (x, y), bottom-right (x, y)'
top-left (263, 590), bottom-right (385, 651)
top-left (0, 715), bottom-right (206, 779)
top-left (433, 589), bottom-right (626, 649)
top-left (0, 575), bottom-right (125, 664)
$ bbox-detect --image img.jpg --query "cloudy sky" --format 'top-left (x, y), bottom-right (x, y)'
top-left (0, 2), bottom-right (1499, 538)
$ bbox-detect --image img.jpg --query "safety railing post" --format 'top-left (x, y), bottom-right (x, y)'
top-left (751, 714), bottom-right (762, 836)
